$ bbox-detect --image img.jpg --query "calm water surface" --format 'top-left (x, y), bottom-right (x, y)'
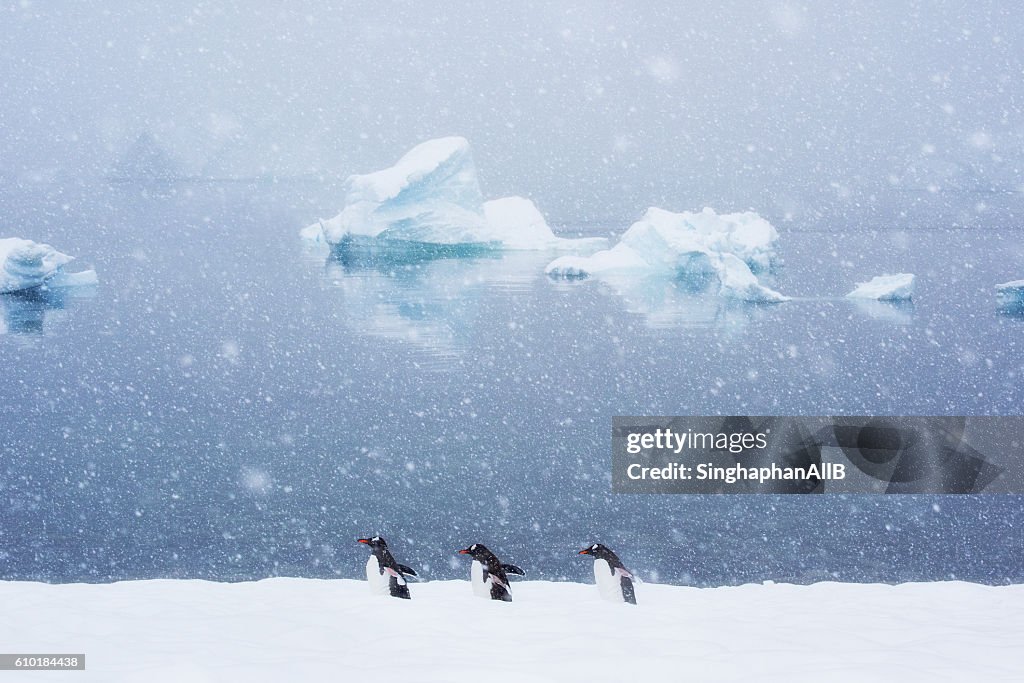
top-left (1, 182), bottom-right (1022, 585)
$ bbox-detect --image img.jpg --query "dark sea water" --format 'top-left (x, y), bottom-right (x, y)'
top-left (1, 182), bottom-right (1022, 586)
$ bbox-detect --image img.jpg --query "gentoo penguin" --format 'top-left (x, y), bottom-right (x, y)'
top-left (579, 543), bottom-right (637, 605)
top-left (357, 536), bottom-right (417, 599)
top-left (457, 543), bottom-right (524, 602)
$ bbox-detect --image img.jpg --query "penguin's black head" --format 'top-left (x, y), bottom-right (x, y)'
top-left (578, 543), bottom-right (612, 559)
top-left (357, 536), bottom-right (388, 551)
top-left (457, 543), bottom-right (488, 559)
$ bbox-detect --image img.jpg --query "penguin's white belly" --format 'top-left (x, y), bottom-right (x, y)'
top-left (593, 559), bottom-right (624, 603)
top-left (470, 560), bottom-right (489, 599)
top-left (365, 555), bottom-right (389, 595)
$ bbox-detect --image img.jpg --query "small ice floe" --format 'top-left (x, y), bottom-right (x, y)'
top-left (845, 273), bottom-right (915, 301)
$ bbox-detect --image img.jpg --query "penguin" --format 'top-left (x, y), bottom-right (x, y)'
top-left (578, 543), bottom-right (637, 605)
top-left (457, 543), bottom-right (524, 602)
top-left (357, 536), bottom-right (417, 599)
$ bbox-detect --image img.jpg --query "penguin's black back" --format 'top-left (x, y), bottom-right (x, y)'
top-left (361, 537), bottom-right (414, 600)
top-left (464, 544), bottom-right (517, 602)
top-left (474, 549), bottom-right (510, 601)
top-left (602, 548), bottom-right (628, 572)
top-left (377, 547), bottom-right (412, 599)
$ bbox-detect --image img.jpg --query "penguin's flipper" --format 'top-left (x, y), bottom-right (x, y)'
top-left (489, 579), bottom-right (513, 602)
top-left (384, 566), bottom-right (407, 585)
top-left (397, 563), bottom-right (418, 577)
top-left (621, 568), bottom-right (643, 584)
top-left (388, 574), bottom-right (412, 599)
top-left (501, 563), bottom-right (525, 576)
top-left (620, 575), bottom-right (637, 605)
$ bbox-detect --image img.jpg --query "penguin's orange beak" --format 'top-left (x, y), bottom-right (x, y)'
top-left (578, 548), bottom-right (591, 555)
top-left (357, 538), bottom-right (369, 544)
top-left (458, 548), bottom-right (471, 554)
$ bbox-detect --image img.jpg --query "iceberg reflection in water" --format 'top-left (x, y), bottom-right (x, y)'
top-left (848, 298), bottom-right (915, 325)
top-left (565, 273), bottom-right (774, 331)
top-left (310, 237), bottom-right (785, 359)
top-left (311, 240), bottom-right (541, 366)
top-left (0, 285), bottom-right (95, 336)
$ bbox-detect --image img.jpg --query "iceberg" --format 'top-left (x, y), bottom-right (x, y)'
top-left (317, 136), bottom-right (488, 246)
top-left (0, 238), bottom-right (96, 293)
top-left (546, 207), bottom-right (787, 302)
top-left (481, 196), bottom-right (607, 251)
top-left (846, 273), bottom-right (915, 301)
top-left (299, 221), bottom-right (327, 244)
top-left (306, 138), bottom-right (605, 252)
top-left (713, 252), bottom-right (789, 303)
top-left (995, 280), bottom-right (1024, 309)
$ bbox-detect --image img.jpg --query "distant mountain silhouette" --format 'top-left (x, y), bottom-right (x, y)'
top-left (109, 132), bottom-right (180, 181)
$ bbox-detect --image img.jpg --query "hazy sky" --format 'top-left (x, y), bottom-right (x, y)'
top-left (2, 2), bottom-right (1021, 221)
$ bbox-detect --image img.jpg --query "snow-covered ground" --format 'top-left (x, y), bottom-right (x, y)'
top-left (2, 578), bottom-right (1021, 682)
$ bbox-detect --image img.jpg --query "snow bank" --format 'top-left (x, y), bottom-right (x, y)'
top-left (305, 138), bottom-right (604, 251)
top-left (846, 273), bottom-right (915, 301)
top-left (1, 578), bottom-right (1019, 682)
top-left (0, 238), bottom-right (96, 293)
top-left (546, 207), bottom-right (787, 302)
top-left (995, 279), bottom-right (1024, 308)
